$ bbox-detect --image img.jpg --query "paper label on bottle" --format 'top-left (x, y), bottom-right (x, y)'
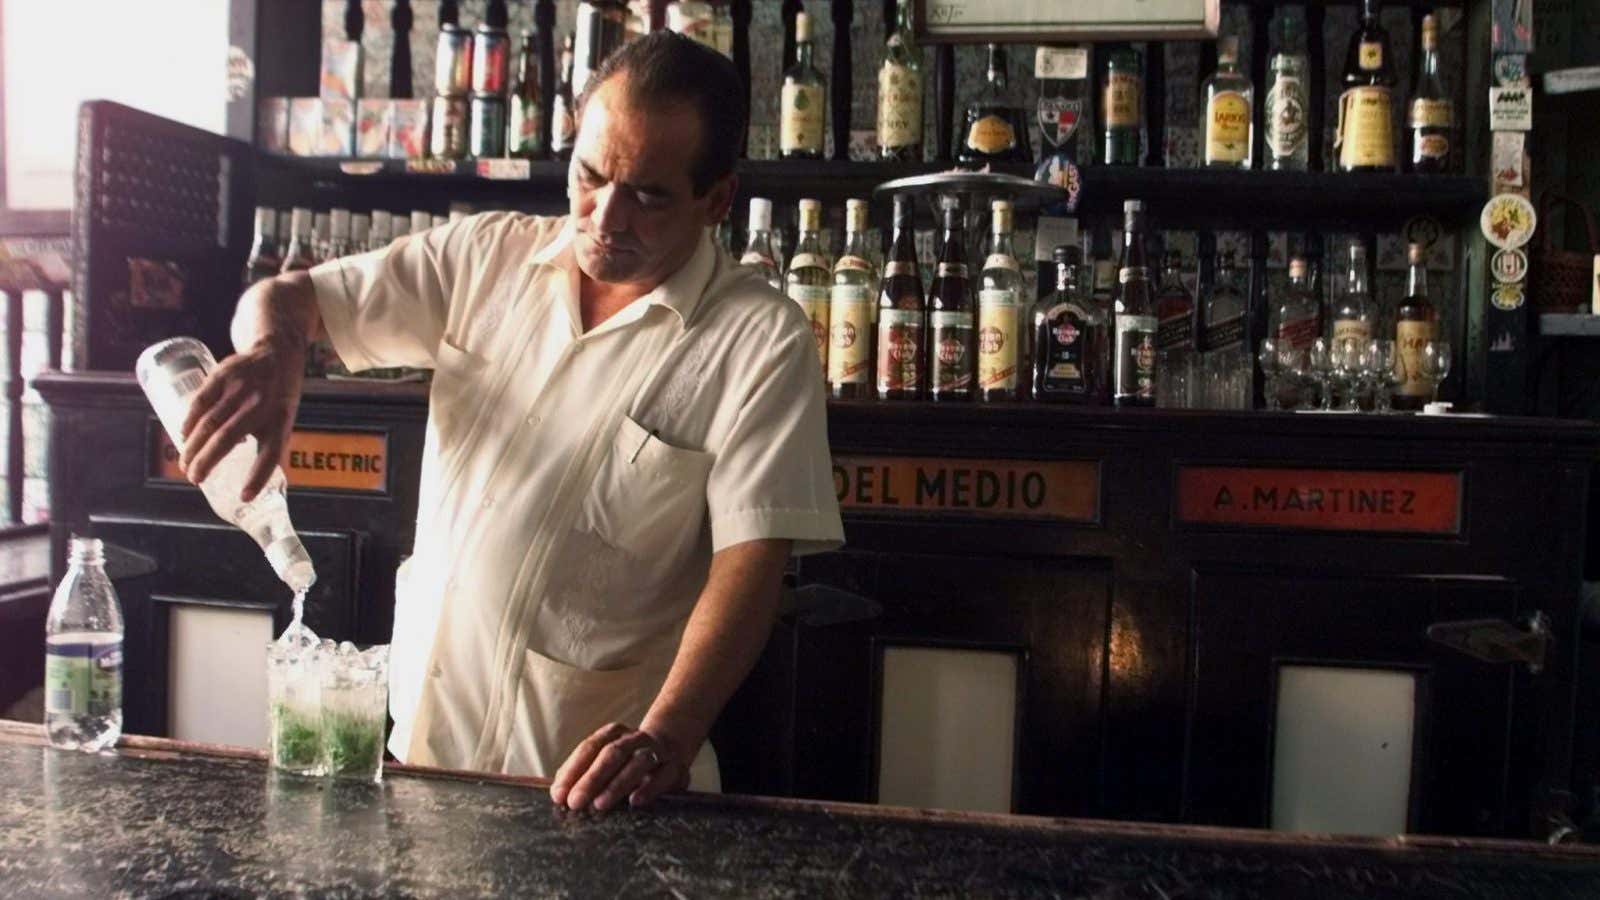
top-left (831, 284), bottom-right (872, 304)
top-left (977, 296), bottom-right (1020, 392)
top-left (878, 62), bottom-right (922, 150)
top-left (552, 95), bottom-right (575, 151)
top-left (876, 309), bottom-right (924, 394)
top-left (1409, 98), bottom-right (1453, 128)
top-left (1038, 302), bottom-right (1089, 395)
top-left (931, 312), bottom-right (974, 392)
top-left (1114, 315), bottom-right (1157, 401)
top-left (1337, 86), bottom-right (1395, 169)
top-left (1105, 73), bottom-right (1141, 127)
top-left (788, 286), bottom-right (831, 369)
top-left (966, 115), bottom-right (1017, 155)
top-left (781, 83), bottom-right (825, 154)
top-left (45, 637), bottom-right (122, 718)
top-left (1157, 312), bottom-right (1194, 352)
top-left (1396, 319), bottom-right (1436, 397)
top-left (1266, 75), bottom-right (1307, 157)
top-left (509, 96), bottom-right (543, 154)
top-left (1205, 91), bottom-right (1252, 163)
top-left (788, 253), bottom-right (828, 273)
top-left (983, 254), bottom-right (1020, 273)
top-left (937, 262), bottom-right (969, 279)
top-left (1036, 46), bottom-right (1089, 80)
top-left (834, 255), bottom-right (874, 273)
top-left (884, 260), bottom-right (919, 278)
top-left (1331, 318), bottom-right (1373, 345)
top-left (828, 297), bottom-right (873, 385)
top-left (1276, 316), bottom-right (1319, 351)
top-left (1359, 41), bottom-right (1384, 71)
top-left (1203, 315), bottom-right (1246, 352)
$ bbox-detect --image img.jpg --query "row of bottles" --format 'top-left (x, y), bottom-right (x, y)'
top-left (245, 206), bottom-right (456, 284)
top-left (748, 196), bottom-right (1439, 410)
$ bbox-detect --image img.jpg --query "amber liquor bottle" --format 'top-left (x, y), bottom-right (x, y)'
top-left (1335, 0), bottom-right (1397, 173)
top-left (1032, 245), bottom-right (1107, 404)
top-left (876, 194), bottom-right (926, 401)
top-left (1393, 243), bottom-right (1437, 411)
top-left (927, 206), bottom-right (975, 402)
top-left (957, 44), bottom-right (1030, 167)
top-left (1112, 200), bottom-right (1157, 407)
top-left (1408, 14), bottom-right (1454, 174)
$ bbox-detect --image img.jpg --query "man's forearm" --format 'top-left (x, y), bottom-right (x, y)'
top-left (232, 271), bottom-right (326, 354)
top-left (639, 539), bottom-right (790, 759)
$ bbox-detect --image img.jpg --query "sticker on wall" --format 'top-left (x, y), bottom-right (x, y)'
top-left (1492, 131), bottom-right (1527, 189)
top-left (1481, 194), bottom-right (1537, 250)
top-left (1492, 53), bottom-right (1529, 87)
top-left (226, 46), bottom-right (256, 103)
top-left (1490, 248), bottom-right (1528, 284)
top-left (1491, 281), bottom-right (1526, 311)
top-left (1489, 86), bottom-right (1533, 131)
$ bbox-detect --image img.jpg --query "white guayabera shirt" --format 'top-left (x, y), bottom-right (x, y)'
top-left (310, 213), bottom-right (844, 785)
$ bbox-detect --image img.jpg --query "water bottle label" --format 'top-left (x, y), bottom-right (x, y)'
top-left (45, 637), bottom-right (122, 718)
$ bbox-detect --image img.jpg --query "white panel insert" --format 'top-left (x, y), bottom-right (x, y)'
top-left (1271, 665), bottom-right (1416, 836)
top-left (877, 646), bottom-right (1018, 813)
top-left (168, 603), bottom-right (273, 749)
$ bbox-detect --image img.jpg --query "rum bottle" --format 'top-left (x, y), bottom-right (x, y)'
top-left (1032, 245), bottom-right (1107, 404)
top-left (1336, 0), bottom-right (1397, 173)
top-left (1394, 242), bottom-right (1437, 410)
top-left (829, 199), bottom-right (877, 399)
top-left (876, 194), bottom-right (925, 401)
top-left (739, 197), bottom-right (782, 291)
top-left (1330, 242), bottom-right (1376, 345)
top-left (785, 198), bottom-right (832, 376)
top-left (245, 207), bottom-right (282, 287)
top-left (977, 199), bottom-right (1023, 401)
top-left (1408, 14), bottom-right (1454, 174)
top-left (958, 44), bottom-right (1030, 166)
top-left (927, 206), bottom-right (975, 401)
top-left (877, 0), bottom-right (923, 161)
top-left (780, 12), bottom-right (826, 160)
top-left (1112, 200), bottom-right (1156, 407)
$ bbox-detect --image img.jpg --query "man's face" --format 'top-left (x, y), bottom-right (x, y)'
top-left (569, 77), bottom-right (734, 289)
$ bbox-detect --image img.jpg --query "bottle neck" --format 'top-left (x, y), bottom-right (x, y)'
top-left (797, 39), bottom-right (813, 70)
top-left (1363, 0), bottom-right (1381, 25)
top-left (895, 0), bottom-right (912, 33)
top-left (841, 228), bottom-right (869, 258)
top-left (1055, 262), bottom-right (1073, 295)
top-left (989, 229), bottom-right (1015, 258)
top-left (986, 47), bottom-right (1007, 92)
top-left (1407, 261), bottom-right (1428, 297)
top-left (1121, 218), bottom-right (1145, 269)
top-left (1420, 41), bottom-right (1439, 77)
top-left (1345, 254), bottom-right (1369, 296)
top-left (1288, 270), bottom-right (1311, 293)
top-left (940, 226), bottom-right (966, 260)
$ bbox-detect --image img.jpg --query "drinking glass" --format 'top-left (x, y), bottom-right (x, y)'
top-left (1279, 344), bottom-right (1313, 410)
top-left (1331, 338), bottom-right (1362, 412)
top-left (1308, 338), bottom-right (1334, 411)
top-left (1421, 340), bottom-right (1452, 403)
top-left (1367, 339), bottom-right (1401, 413)
top-left (267, 641), bottom-right (325, 777)
top-left (1157, 349), bottom-right (1196, 409)
top-left (1258, 338), bottom-right (1283, 410)
top-left (320, 643), bottom-right (390, 783)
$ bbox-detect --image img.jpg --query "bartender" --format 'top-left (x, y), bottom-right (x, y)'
top-left (178, 33), bottom-right (844, 811)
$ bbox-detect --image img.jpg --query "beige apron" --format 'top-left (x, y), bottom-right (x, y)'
top-left (401, 280), bottom-right (720, 790)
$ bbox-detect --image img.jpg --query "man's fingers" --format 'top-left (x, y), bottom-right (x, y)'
top-left (592, 750), bottom-right (661, 812)
top-left (564, 734), bottom-right (652, 811)
top-left (551, 722), bottom-right (630, 805)
top-left (183, 403), bottom-right (255, 486)
top-left (179, 391), bottom-right (246, 478)
top-left (629, 761), bottom-right (689, 809)
top-left (179, 366), bottom-right (234, 440)
top-left (241, 431), bottom-right (284, 503)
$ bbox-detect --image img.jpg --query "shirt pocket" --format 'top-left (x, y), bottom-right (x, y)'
top-left (429, 337), bottom-right (489, 450)
top-left (576, 415), bottom-right (715, 587)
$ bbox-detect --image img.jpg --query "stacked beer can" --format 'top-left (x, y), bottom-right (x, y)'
top-left (430, 21), bottom-right (512, 159)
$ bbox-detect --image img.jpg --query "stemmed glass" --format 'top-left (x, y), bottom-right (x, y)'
top-left (1308, 338), bottom-right (1334, 411)
top-left (1367, 339), bottom-right (1400, 413)
top-left (1280, 344), bottom-right (1314, 410)
top-left (1331, 338), bottom-right (1363, 412)
top-left (1259, 338), bottom-right (1283, 410)
top-left (1420, 340), bottom-right (1452, 403)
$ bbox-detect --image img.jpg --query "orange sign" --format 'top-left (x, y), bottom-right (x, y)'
top-left (1175, 467), bottom-right (1462, 535)
top-left (151, 428), bottom-right (389, 493)
top-left (833, 456), bottom-right (1098, 522)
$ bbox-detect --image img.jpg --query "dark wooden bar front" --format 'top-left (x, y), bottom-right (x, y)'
top-left (33, 372), bottom-right (1600, 840)
top-left (4, 721), bottom-right (1600, 899)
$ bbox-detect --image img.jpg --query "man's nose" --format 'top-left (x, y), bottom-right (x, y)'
top-left (593, 184), bottom-right (630, 234)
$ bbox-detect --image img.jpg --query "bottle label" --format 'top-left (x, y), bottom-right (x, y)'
top-left (788, 284), bottom-right (831, 366)
top-left (1265, 75), bottom-right (1307, 157)
top-left (834, 255), bottom-right (874, 273)
top-left (983, 254), bottom-right (1020, 273)
top-left (1276, 316), bottom-right (1320, 351)
top-left (1157, 312), bottom-right (1194, 352)
top-left (966, 115), bottom-right (1017, 155)
top-left (1203, 315), bottom-right (1246, 352)
top-left (1118, 266), bottom-right (1151, 284)
top-left (1205, 91), bottom-right (1252, 163)
top-left (1409, 98), bottom-right (1453, 128)
top-left (1415, 133), bottom-right (1450, 162)
top-left (828, 296), bottom-right (873, 385)
top-left (1331, 317), bottom-right (1373, 345)
top-left (884, 260), bottom-right (919, 278)
top-left (45, 636), bottom-right (122, 718)
top-left (781, 83), bottom-right (825, 154)
top-left (1114, 315), bottom-right (1158, 401)
top-left (1039, 303), bottom-right (1088, 394)
top-left (1105, 72), bottom-right (1141, 127)
top-left (930, 311), bottom-right (974, 392)
top-left (788, 253), bottom-right (828, 272)
top-left (1359, 41), bottom-right (1383, 71)
top-left (977, 289), bottom-right (1019, 392)
top-left (876, 309), bottom-right (924, 394)
top-left (552, 95), bottom-right (575, 151)
top-left (1337, 86), bottom-right (1395, 169)
top-left (509, 97), bottom-right (543, 154)
top-left (1396, 319), bottom-right (1436, 397)
top-left (937, 262), bottom-right (969, 279)
top-left (878, 62), bottom-right (923, 150)
top-left (740, 251), bottom-right (775, 268)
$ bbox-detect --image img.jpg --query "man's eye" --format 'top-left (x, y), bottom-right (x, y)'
top-left (637, 193), bottom-right (668, 209)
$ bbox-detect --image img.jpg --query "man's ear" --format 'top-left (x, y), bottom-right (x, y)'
top-left (704, 173), bottom-right (739, 225)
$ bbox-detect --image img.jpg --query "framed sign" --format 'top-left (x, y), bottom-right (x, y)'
top-left (916, 0), bottom-right (1220, 43)
top-left (1174, 466), bottom-right (1463, 536)
top-left (833, 455), bottom-right (1099, 523)
top-left (150, 425), bottom-right (391, 495)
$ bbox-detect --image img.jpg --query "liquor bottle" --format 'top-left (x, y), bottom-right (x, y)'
top-left (1203, 37), bottom-right (1254, 169)
top-left (1112, 200), bottom-right (1156, 407)
top-left (666, 1), bottom-right (719, 50)
top-left (1155, 251), bottom-right (1195, 358)
top-left (1408, 14), bottom-right (1454, 174)
top-left (786, 198), bottom-right (831, 375)
top-left (1336, 0), bottom-right (1397, 173)
top-left (389, 211), bottom-right (411, 241)
top-left (1272, 257), bottom-right (1321, 351)
top-left (329, 208), bottom-right (355, 259)
top-left (552, 34), bottom-right (576, 161)
top-left (368, 210), bottom-right (392, 251)
top-left (977, 200), bottom-right (1023, 401)
top-left (877, 0), bottom-right (923, 162)
top-left (351, 213), bottom-right (370, 255)
top-left (1330, 242), bottom-right (1376, 344)
top-left (958, 44), bottom-right (1030, 166)
top-left (508, 28), bottom-right (544, 158)
top-left (45, 536), bottom-right (124, 752)
top-left (829, 201), bottom-right (877, 399)
top-left (244, 207), bottom-right (282, 286)
top-left (780, 12), bottom-right (826, 160)
top-left (1265, 14), bottom-right (1309, 171)
top-left (739, 197), bottom-right (782, 291)
top-left (1394, 242), bottom-right (1437, 410)
top-left (877, 194), bottom-right (925, 401)
top-left (927, 206), bottom-right (975, 401)
top-left (312, 212), bottom-right (331, 262)
top-left (280, 208), bottom-right (319, 274)
top-left (1201, 251), bottom-right (1249, 409)
top-left (1102, 48), bottom-right (1142, 166)
top-left (1032, 245), bottom-right (1107, 404)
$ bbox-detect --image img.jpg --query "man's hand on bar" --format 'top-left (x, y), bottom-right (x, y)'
top-left (550, 723), bottom-right (692, 812)
top-left (178, 335), bottom-right (305, 502)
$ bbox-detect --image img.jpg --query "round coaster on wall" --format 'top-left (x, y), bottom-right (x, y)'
top-left (1480, 194), bottom-right (1537, 250)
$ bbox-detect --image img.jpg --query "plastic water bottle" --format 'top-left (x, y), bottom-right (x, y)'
top-left (45, 536), bottom-right (124, 751)
top-left (135, 337), bottom-right (316, 593)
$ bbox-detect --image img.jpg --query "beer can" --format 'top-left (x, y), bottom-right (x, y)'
top-left (434, 24), bottom-right (473, 96)
top-left (471, 26), bottom-right (511, 95)
top-left (430, 95), bottom-right (470, 159)
top-left (469, 94), bottom-right (508, 158)
top-left (574, 0), bottom-right (628, 97)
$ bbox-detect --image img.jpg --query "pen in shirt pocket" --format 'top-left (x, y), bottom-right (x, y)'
top-left (630, 428), bottom-right (660, 463)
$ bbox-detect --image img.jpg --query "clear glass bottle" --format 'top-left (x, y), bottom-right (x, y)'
top-left (977, 199), bottom-right (1023, 401)
top-left (1102, 48), bottom-right (1142, 166)
top-left (508, 28), bottom-right (544, 159)
top-left (328, 208), bottom-right (355, 259)
top-left (785, 198), bottom-right (831, 375)
top-left (1408, 14), bottom-right (1454, 174)
top-left (877, 194), bottom-right (926, 401)
top-left (45, 536), bottom-right (123, 752)
top-left (829, 199), bottom-right (877, 399)
top-left (928, 206), bottom-right (975, 401)
top-left (1112, 200), bottom-right (1157, 406)
top-left (1336, 0), bottom-right (1397, 173)
top-left (1154, 251), bottom-right (1196, 408)
top-left (959, 44), bottom-right (1030, 166)
top-left (1394, 243), bottom-right (1437, 410)
top-left (1032, 245), bottom-right (1107, 404)
top-left (1272, 257), bottom-right (1322, 351)
top-left (245, 207), bottom-right (282, 287)
top-left (739, 197), bottom-right (782, 291)
top-left (311, 212), bottom-right (332, 263)
top-left (552, 34), bottom-right (577, 161)
top-left (279, 208), bottom-right (318, 274)
top-left (136, 338), bottom-right (318, 594)
top-left (1265, 14), bottom-right (1309, 171)
top-left (780, 12), bottom-right (826, 160)
top-left (877, 0), bottom-right (923, 161)
top-left (1204, 37), bottom-right (1254, 169)
top-left (350, 213), bottom-right (370, 255)
top-left (1201, 251), bottom-right (1249, 409)
top-left (1331, 242), bottom-right (1377, 344)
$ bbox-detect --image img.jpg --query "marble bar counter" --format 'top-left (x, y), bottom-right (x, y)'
top-left (3, 722), bottom-right (1600, 899)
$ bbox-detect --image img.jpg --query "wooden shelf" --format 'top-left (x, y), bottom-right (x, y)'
top-left (258, 154), bottom-right (1486, 231)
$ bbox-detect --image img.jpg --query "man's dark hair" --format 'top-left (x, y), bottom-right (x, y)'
top-left (577, 32), bottom-right (748, 196)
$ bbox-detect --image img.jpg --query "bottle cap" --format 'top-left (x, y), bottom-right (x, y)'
top-left (845, 199), bottom-right (869, 232)
top-left (68, 535), bottom-right (105, 567)
top-left (1423, 401), bottom-right (1453, 416)
top-left (1124, 199), bottom-right (1144, 214)
top-left (256, 207), bottom-right (276, 236)
top-left (1407, 243), bottom-right (1425, 264)
top-left (797, 198), bottom-right (821, 231)
top-left (1218, 36), bottom-right (1239, 64)
top-left (892, 193), bottom-right (914, 227)
top-left (390, 212), bottom-right (411, 237)
top-left (1053, 245), bottom-right (1081, 265)
top-left (1289, 257), bottom-right (1306, 277)
top-left (313, 212), bottom-right (330, 239)
top-left (747, 197), bottom-right (773, 231)
top-left (795, 11), bottom-right (811, 42)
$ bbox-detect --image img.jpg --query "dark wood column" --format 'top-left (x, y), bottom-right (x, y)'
top-left (830, 0), bottom-right (853, 161)
top-left (391, 0), bottom-right (414, 98)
